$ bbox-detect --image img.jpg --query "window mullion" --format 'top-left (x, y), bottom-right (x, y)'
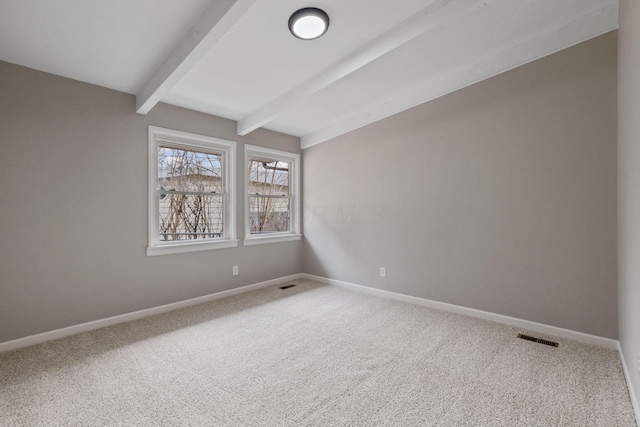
top-left (160, 190), bottom-right (226, 196)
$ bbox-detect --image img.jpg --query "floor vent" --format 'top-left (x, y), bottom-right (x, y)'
top-left (517, 334), bottom-right (559, 347)
top-left (279, 284), bottom-right (296, 290)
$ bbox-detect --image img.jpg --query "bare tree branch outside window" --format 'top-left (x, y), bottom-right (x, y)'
top-left (158, 146), bottom-right (224, 241)
top-left (248, 159), bottom-right (290, 234)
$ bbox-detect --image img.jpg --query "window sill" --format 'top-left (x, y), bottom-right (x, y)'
top-left (243, 234), bottom-right (302, 246)
top-left (147, 239), bottom-right (238, 256)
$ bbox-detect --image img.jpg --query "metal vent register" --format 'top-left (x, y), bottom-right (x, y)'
top-left (517, 334), bottom-right (559, 347)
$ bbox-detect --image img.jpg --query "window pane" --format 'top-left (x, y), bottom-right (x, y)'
top-left (248, 159), bottom-right (289, 196)
top-left (249, 196), bottom-right (290, 234)
top-left (159, 194), bottom-right (224, 241)
top-left (159, 146), bottom-right (222, 193)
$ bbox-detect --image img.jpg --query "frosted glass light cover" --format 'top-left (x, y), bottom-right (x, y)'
top-left (289, 8), bottom-right (329, 40)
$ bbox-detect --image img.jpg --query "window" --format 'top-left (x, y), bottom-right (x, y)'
top-left (147, 126), bottom-right (237, 256)
top-left (244, 145), bottom-right (301, 246)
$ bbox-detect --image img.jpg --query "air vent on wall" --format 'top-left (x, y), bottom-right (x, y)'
top-left (518, 333), bottom-right (559, 347)
top-left (279, 284), bottom-right (296, 290)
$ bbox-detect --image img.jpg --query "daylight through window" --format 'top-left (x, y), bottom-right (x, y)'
top-left (158, 146), bottom-right (223, 241)
top-left (248, 160), bottom-right (290, 234)
top-left (245, 145), bottom-right (301, 246)
top-left (148, 127), bottom-right (236, 256)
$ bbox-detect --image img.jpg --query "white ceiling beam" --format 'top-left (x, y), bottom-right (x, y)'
top-left (237, 0), bottom-right (493, 136)
top-left (136, 0), bottom-right (257, 115)
top-left (300, 1), bottom-right (618, 149)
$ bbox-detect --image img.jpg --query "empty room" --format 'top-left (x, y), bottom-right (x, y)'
top-left (1, 0), bottom-right (639, 425)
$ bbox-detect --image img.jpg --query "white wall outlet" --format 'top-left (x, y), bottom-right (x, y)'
top-left (233, 266), bottom-right (239, 276)
top-left (380, 267), bottom-right (386, 278)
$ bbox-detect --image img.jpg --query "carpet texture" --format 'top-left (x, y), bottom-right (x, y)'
top-left (0, 279), bottom-right (636, 426)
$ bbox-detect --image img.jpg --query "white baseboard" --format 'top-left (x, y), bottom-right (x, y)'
top-left (618, 342), bottom-right (640, 426)
top-left (1, 271), bottom-right (636, 421)
top-left (0, 271), bottom-right (623, 354)
top-left (0, 273), bottom-right (304, 354)
top-left (302, 273), bottom-right (619, 350)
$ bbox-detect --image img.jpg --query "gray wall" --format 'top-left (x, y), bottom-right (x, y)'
top-left (618, 0), bottom-right (640, 408)
top-left (303, 33), bottom-right (618, 339)
top-left (0, 61), bottom-right (302, 343)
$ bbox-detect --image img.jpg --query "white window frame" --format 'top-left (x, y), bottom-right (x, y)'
top-left (244, 144), bottom-right (301, 246)
top-left (147, 126), bottom-right (237, 256)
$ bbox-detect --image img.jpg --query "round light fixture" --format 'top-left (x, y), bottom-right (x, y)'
top-left (288, 8), bottom-right (329, 40)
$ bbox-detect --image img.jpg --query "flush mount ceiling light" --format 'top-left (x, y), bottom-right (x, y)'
top-left (288, 8), bottom-right (329, 40)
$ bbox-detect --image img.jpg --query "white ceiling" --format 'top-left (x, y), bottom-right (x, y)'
top-left (0, 0), bottom-right (618, 149)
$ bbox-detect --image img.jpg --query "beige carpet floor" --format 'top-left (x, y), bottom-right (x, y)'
top-left (0, 278), bottom-right (636, 426)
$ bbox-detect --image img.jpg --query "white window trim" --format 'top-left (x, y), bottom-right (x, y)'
top-left (244, 144), bottom-right (301, 246)
top-left (147, 126), bottom-right (237, 256)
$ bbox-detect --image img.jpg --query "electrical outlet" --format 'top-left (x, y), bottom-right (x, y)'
top-left (380, 267), bottom-right (386, 278)
top-left (233, 266), bottom-right (239, 276)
